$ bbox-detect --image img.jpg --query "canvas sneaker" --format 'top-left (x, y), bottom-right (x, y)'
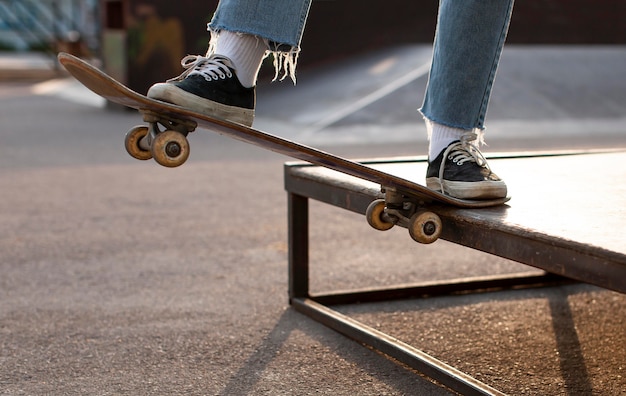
top-left (426, 132), bottom-right (507, 199)
top-left (148, 55), bottom-right (255, 127)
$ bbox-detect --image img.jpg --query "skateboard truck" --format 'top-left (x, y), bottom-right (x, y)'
top-left (124, 109), bottom-right (197, 167)
top-left (366, 187), bottom-right (442, 244)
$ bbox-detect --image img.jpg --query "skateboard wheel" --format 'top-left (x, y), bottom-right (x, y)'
top-left (366, 199), bottom-right (395, 231)
top-left (151, 130), bottom-right (190, 168)
top-left (124, 126), bottom-right (152, 160)
top-left (408, 210), bottom-right (442, 244)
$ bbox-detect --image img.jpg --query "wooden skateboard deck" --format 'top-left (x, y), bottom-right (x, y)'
top-left (58, 52), bottom-right (509, 243)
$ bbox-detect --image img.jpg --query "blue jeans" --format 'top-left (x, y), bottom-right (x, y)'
top-left (209, 0), bottom-right (312, 50)
top-left (210, 0), bottom-right (514, 130)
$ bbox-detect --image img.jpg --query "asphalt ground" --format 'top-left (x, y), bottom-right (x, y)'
top-left (1, 46), bottom-right (626, 395)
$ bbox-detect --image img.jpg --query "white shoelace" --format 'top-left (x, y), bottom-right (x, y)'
top-left (438, 132), bottom-right (491, 195)
top-left (167, 55), bottom-right (234, 83)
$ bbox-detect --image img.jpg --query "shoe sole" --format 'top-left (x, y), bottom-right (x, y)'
top-left (426, 177), bottom-right (507, 200)
top-left (147, 83), bottom-right (254, 127)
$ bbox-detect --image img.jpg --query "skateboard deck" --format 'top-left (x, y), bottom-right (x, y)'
top-left (58, 52), bottom-right (509, 244)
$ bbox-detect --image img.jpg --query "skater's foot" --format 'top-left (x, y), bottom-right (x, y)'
top-left (148, 54), bottom-right (255, 127)
top-left (426, 132), bottom-right (507, 199)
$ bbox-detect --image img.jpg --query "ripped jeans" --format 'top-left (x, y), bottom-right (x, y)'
top-left (209, 0), bottom-right (514, 130)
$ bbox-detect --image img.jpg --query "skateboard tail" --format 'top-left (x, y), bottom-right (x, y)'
top-left (58, 53), bottom-right (143, 109)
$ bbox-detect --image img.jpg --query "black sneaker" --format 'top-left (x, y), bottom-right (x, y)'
top-left (426, 133), bottom-right (507, 199)
top-left (148, 55), bottom-right (255, 127)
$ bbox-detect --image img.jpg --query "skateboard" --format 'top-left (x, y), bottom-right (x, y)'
top-left (58, 52), bottom-right (509, 244)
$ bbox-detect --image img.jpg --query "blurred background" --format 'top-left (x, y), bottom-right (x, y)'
top-left (1, 0), bottom-right (625, 92)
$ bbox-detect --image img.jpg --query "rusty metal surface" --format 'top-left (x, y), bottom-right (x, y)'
top-left (285, 151), bottom-right (626, 293)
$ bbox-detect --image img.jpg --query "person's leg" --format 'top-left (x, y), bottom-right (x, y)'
top-left (148, 0), bottom-right (312, 126)
top-left (208, 0), bottom-right (312, 83)
top-left (420, 0), bottom-right (515, 199)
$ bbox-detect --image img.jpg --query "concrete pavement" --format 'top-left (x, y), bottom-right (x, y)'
top-left (1, 46), bottom-right (625, 395)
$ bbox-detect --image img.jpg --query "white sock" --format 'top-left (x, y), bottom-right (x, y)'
top-left (425, 119), bottom-right (466, 160)
top-left (213, 30), bottom-right (267, 88)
